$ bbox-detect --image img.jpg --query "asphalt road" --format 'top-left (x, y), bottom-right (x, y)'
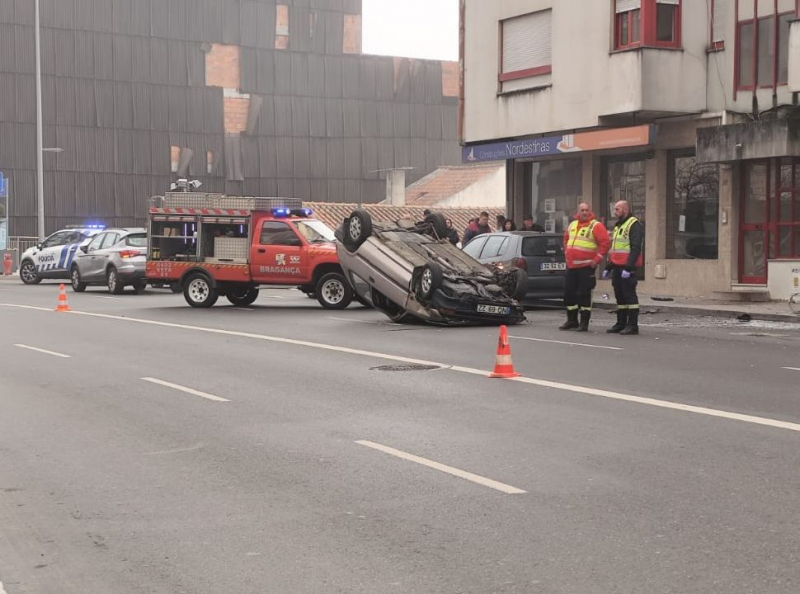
top-left (1, 281), bottom-right (800, 594)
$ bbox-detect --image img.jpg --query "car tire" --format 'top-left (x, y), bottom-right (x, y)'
top-left (170, 283), bottom-right (182, 293)
top-left (132, 280), bottom-right (147, 293)
top-left (226, 287), bottom-right (259, 307)
top-left (184, 274), bottom-right (218, 308)
top-left (417, 262), bottom-right (443, 300)
top-left (343, 209), bottom-right (373, 253)
top-left (510, 268), bottom-right (528, 301)
top-left (70, 266), bottom-right (87, 292)
top-left (424, 212), bottom-right (448, 240)
top-left (107, 267), bottom-right (125, 295)
top-left (315, 272), bottom-right (353, 310)
top-left (20, 260), bottom-right (41, 285)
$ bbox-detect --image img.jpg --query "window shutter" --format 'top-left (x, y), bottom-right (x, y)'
top-left (502, 10), bottom-right (552, 74)
top-left (712, 0), bottom-right (726, 43)
top-left (656, 0), bottom-right (680, 4)
top-left (616, 0), bottom-right (641, 13)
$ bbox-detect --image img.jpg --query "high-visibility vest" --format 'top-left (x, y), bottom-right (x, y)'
top-left (609, 216), bottom-right (643, 267)
top-left (566, 220), bottom-right (599, 253)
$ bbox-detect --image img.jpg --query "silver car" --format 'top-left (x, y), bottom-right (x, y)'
top-left (69, 228), bottom-right (148, 294)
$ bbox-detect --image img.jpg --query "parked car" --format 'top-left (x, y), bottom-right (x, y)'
top-left (19, 226), bottom-right (105, 285)
top-left (70, 228), bottom-right (148, 294)
top-left (336, 209), bottom-right (527, 325)
top-left (463, 232), bottom-right (567, 304)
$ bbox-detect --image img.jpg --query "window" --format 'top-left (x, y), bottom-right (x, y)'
top-left (260, 222), bottom-right (301, 246)
top-left (737, 10), bottom-right (793, 89)
top-left (206, 151), bottom-right (215, 175)
top-left (86, 234), bottom-right (105, 251)
top-left (100, 233), bottom-right (120, 249)
top-left (667, 151), bottom-right (719, 260)
top-left (499, 10), bottom-right (552, 86)
top-left (525, 159), bottom-right (583, 236)
top-left (770, 158), bottom-right (800, 259)
top-left (480, 236), bottom-right (508, 259)
top-left (522, 236), bottom-right (565, 258)
top-left (126, 234), bottom-right (148, 247)
top-left (170, 146), bottom-right (180, 173)
top-left (296, 220), bottom-right (335, 243)
top-left (462, 236), bottom-right (488, 258)
top-left (42, 232), bottom-right (68, 248)
top-left (711, 0), bottom-right (726, 49)
top-left (614, 0), bottom-right (681, 50)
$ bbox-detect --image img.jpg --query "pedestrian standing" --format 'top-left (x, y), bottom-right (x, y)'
top-left (445, 218), bottom-right (460, 246)
top-left (560, 202), bottom-right (610, 332)
top-left (502, 219), bottom-right (517, 231)
top-left (521, 215), bottom-right (545, 233)
top-left (463, 211), bottom-right (492, 244)
top-left (604, 200), bottom-right (644, 336)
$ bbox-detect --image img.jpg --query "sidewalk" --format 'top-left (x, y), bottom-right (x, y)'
top-left (594, 292), bottom-right (800, 323)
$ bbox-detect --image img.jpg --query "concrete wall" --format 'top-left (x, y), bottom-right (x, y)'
top-left (437, 166), bottom-right (506, 209)
top-left (789, 19), bottom-right (800, 92)
top-left (463, 0), bottom-right (711, 143)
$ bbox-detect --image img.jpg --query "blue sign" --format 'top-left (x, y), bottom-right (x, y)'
top-left (0, 172), bottom-right (6, 198)
top-left (462, 137), bottom-right (562, 163)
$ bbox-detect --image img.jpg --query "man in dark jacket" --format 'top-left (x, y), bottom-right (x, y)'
top-left (445, 218), bottom-right (459, 246)
top-left (463, 211), bottom-right (491, 244)
top-left (521, 214), bottom-right (545, 232)
top-left (604, 200), bottom-right (644, 336)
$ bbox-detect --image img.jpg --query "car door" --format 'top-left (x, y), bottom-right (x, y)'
top-left (59, 231), bottom-right (88, 275)
top-left (250, 221), bottom-right (309, 283)
top-left (77, 232), bottom-right (107, 280)
top-left (93, 232), bottom-right (120, 278)
top-left (34, 231), bottom-right (69, 277)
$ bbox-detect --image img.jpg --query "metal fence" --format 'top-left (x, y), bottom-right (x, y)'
top-left (8, 236), bottom-right (38, 253)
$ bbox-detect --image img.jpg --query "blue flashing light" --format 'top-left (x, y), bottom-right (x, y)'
top-left (86, 224), bottom-right (106, 230)
top-left (272, 208), bottom-right (290, 217)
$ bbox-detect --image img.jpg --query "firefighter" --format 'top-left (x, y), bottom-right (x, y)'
top-left (560, 202), bottom-right (610, 332)
top-left (604, 200), bottom-right (644, 336)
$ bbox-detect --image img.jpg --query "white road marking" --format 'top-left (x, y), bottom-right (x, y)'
top-left (783, 367), bottom-right (800, 372)
top-left (141, 377), bottom-right (230, 402)
top-left (356, 440), bottom-right (526, 495)
top-left (141, 443), bottom-right (205, 456)
top-left (327, 316), bottom-right (380, 324)
top-left (4, 302), bottom-right (800, 434)
top-left (510, 335), bottom-right (623, 351)
top-left (14, 344), bottom-right (71, 358)
top-left (0, 581), bottom-right (8, 594)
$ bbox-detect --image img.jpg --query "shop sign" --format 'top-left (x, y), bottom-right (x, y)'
top-left (462, 125), bottom-right (654, 163)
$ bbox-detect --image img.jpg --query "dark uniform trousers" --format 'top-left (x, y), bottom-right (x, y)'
top-left (564, 267), bottom-right (597, 313)
top-left (611, 268), bottom-right (639, 311)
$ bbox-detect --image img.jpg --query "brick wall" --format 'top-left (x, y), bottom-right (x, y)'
top-left (205, 44), bottom-right (241, 89)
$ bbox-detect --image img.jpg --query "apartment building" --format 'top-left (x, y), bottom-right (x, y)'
top-left (461, 0), bottom-right (800, 299)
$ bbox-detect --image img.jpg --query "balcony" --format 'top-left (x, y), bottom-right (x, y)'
top-left (599, 47), bottom-right (707, 123)
top-left (790, 20), bottom-right (800, 93)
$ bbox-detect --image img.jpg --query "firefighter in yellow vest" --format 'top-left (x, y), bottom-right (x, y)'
top-left (603, 200), bottom-right (644, 336)
top-left (560, 202), bottom-right (610, 332)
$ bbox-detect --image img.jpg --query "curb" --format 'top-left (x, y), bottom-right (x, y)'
top-left (593, 300), bottom-right (800, 324)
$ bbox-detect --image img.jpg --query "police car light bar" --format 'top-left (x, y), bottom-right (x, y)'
top-left (271, 208), bottom-right (314, 218)
top-left (66, 224), bottom-right (106, 230)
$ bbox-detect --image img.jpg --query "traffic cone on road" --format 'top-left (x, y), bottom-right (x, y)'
top-left (489, 325), bottom-right (520, 379)
top-left (55, 284), bottom-right (71, 312)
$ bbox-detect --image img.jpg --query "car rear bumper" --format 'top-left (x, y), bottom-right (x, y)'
top-left (116, 261), bottom-right (146, 282)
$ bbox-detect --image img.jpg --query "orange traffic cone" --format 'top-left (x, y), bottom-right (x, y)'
top-left (489, 325), bottom-right (520, 378)
top-left (55, 284), bottom-right (71, 312)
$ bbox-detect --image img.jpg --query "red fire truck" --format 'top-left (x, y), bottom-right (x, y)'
top-left (146, 193), bottom-right (353, 309)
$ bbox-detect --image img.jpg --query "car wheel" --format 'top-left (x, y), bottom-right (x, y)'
top-left (424, 212), bottom-right (448, 239)
top-left (20, 260), bottom-right (41, 285)
top-left (417, 262), bottom-right (443, 300)
top-left (106, 267), bottom-right (125, 294)
top-left (170, 282), bottom-right (182, 293)
top-left (316, 272), bottom-right (353, 310)
top-left (226, 287), bottom-right (259, 307)
top-left (343, 209), bottom-right (373, 253)
top-left (70, 266), bottom-right (87, 292)
top-left (132, 280), bottom-right (147, 293)
top-left (184, 274), bottom-right (218, 308)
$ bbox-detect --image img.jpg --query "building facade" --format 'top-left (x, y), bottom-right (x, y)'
top-left (0, 0), bottom-right (461, 238)
top-left (462, 0), bottom-right (800, 299)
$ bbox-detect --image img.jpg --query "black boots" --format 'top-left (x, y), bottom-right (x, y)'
top-left (578, 310), bottom-right (591, 332)
top-left (620, 310), bottom-right (639, 335)
top-left (606, 310), bottom-right (628, 333)
top-left (559, 309), bottom-right (579, 330)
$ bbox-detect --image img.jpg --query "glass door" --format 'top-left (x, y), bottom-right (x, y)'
top-left (739, 162), bottom-right (769, 284)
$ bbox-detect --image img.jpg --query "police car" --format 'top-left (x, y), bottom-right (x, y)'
top-left (19, 226), bottom-right (105, 285)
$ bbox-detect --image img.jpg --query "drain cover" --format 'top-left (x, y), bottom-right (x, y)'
top-left (371, 364), bottom-right (442, 372)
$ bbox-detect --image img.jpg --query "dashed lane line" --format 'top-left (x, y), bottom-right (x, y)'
top-left (141, 377), bottom-right (230, 402)
top-left (783, 367), bottom-right (800, 372)
top-left (509, 335), bottom-right (623, 351)
top-left (3, 302), bottom-right (800, 434)
top-left (14, 344), bottom-right (71, 358)
top-left (356, 440), bottom-right (526, 495)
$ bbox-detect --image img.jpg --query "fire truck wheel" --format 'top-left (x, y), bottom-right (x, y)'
top-left (226, 287), bottom-right (259, 307)
top-left (184, 274), bottom-right (219, 308)
top-left (316, 272), bottom-right (353, 310)
top-left (343, 210), bottom-right (373, 253)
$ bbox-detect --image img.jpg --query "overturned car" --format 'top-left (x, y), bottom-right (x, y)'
top-left (336, 210), bottom-right (527, 325)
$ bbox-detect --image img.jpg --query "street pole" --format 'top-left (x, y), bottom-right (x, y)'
top-left (35, 0), bottom-right (45, 240)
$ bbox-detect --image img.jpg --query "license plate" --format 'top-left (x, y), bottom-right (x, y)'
top-left (477, 304), bottom-right (511, 315)
top-left (540, 262), bottom-right (566, 271)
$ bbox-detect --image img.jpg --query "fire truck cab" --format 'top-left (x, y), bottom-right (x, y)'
top-left (146, 193), bottom-right (353, 309)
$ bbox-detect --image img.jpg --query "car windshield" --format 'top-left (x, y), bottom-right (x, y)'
top-left (522, 236), bottom-right (564, 257)
top-left (126, 233), bottom-right (148, 247)
top-left (296, 220), bottom-right (335, 243)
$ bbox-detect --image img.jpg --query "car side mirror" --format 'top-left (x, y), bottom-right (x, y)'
top-left (80, 245), bottom-right (89, 253)
top-left (36, 243), bottom-right (42, 250)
